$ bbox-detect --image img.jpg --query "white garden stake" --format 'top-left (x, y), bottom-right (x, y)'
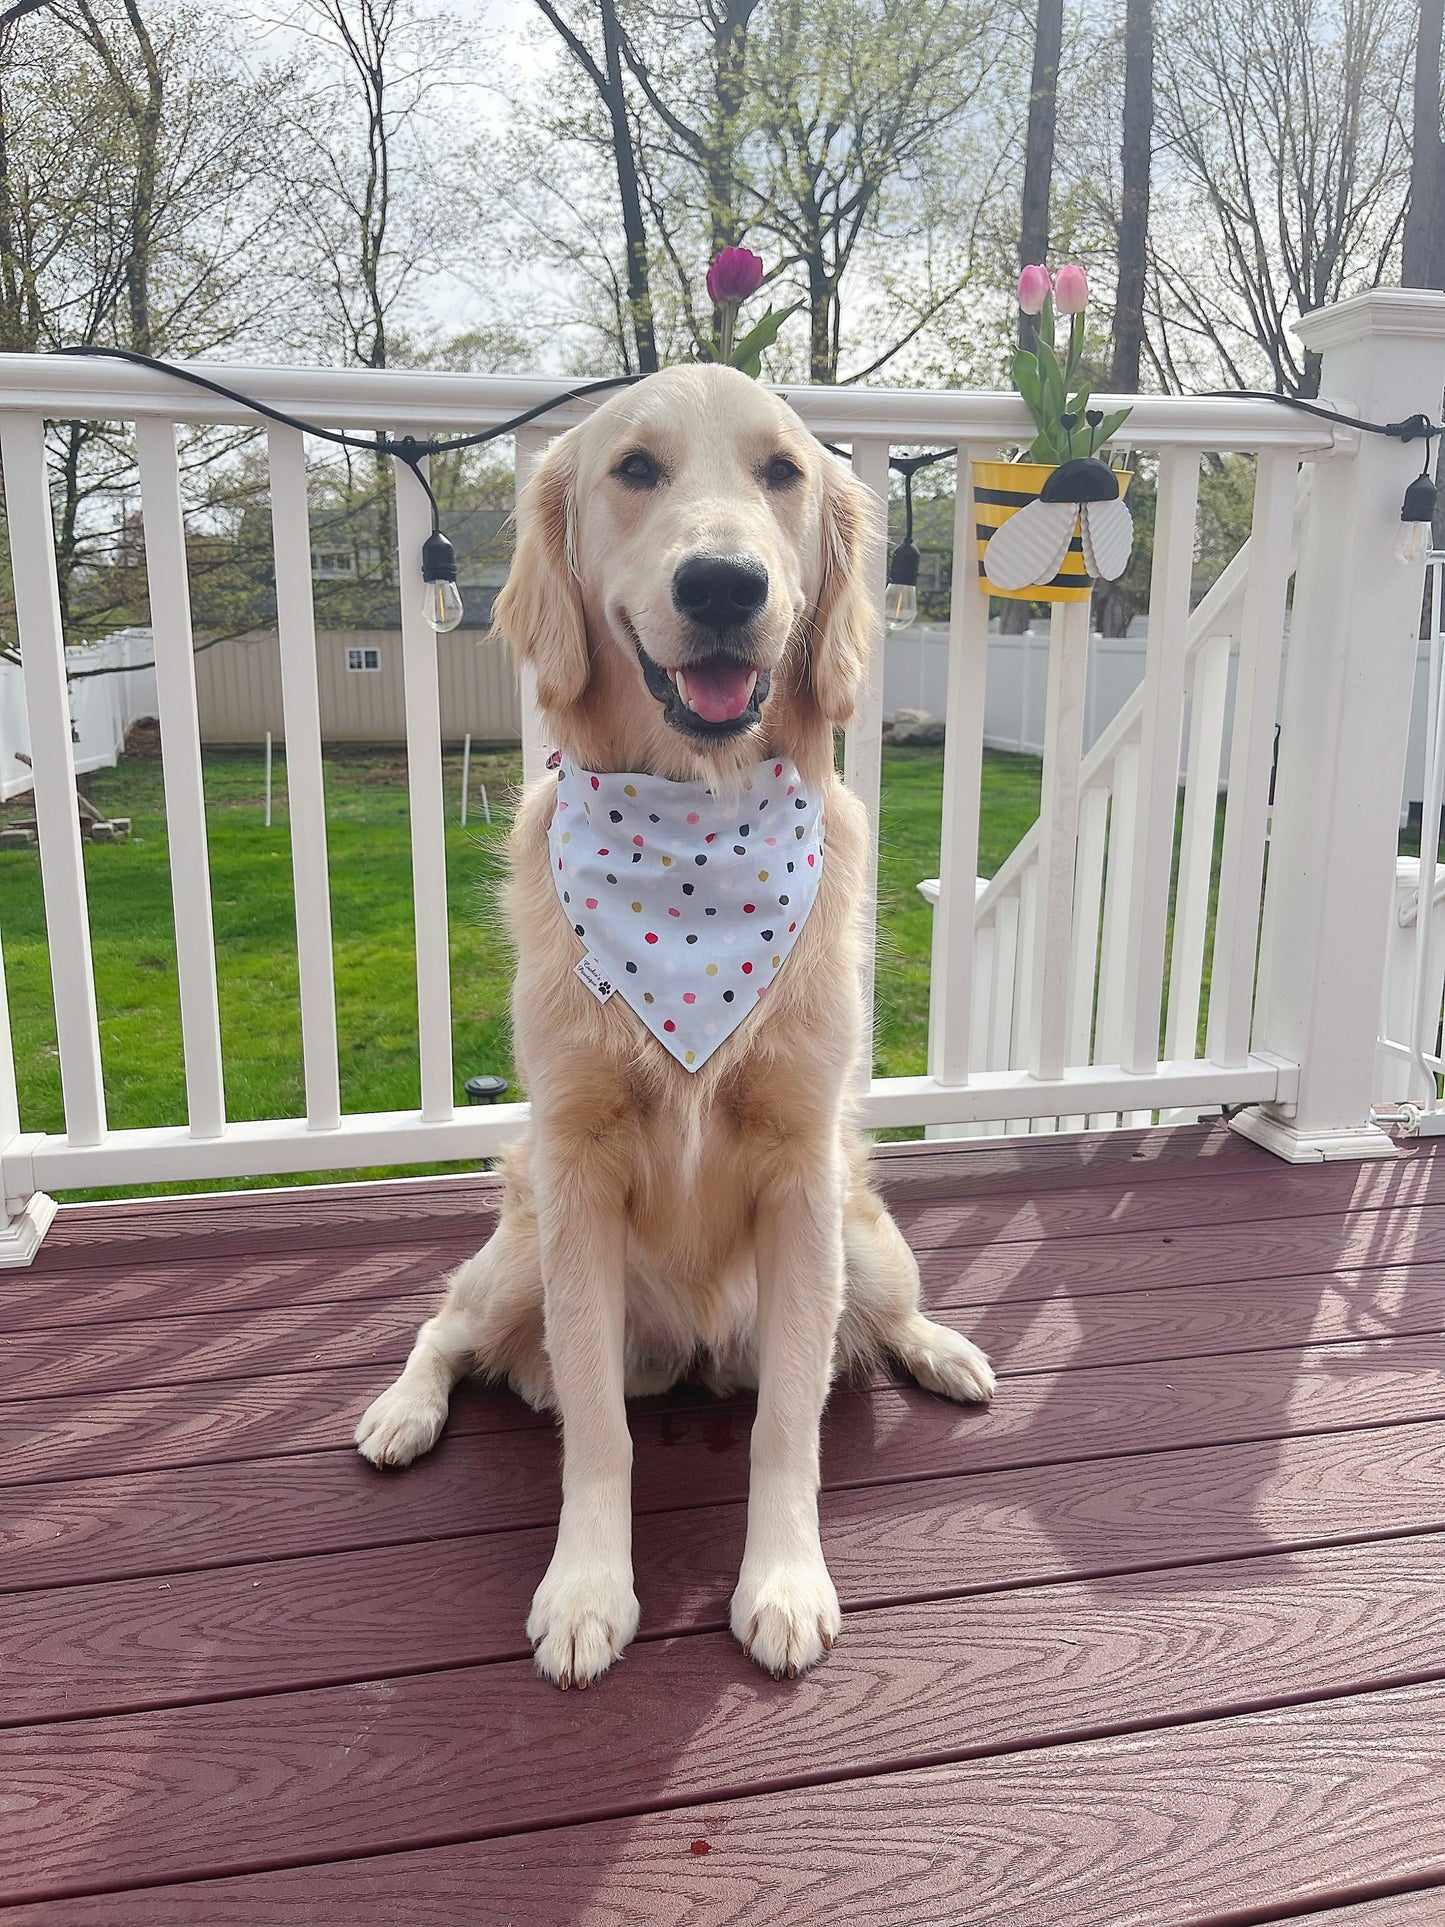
top-left (461, 732), bottom-right (471, 827)
top-left (264, 730), bottom-right (272, 828)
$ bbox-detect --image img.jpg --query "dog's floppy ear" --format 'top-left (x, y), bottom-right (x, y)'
top-left (494, 428), bottom-right (589, 713)
top-left (806, 454), bottom-right (880, 726)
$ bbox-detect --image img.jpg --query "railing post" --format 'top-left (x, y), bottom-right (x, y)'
top-left (1238, 289), bottom-right (1445, 1161)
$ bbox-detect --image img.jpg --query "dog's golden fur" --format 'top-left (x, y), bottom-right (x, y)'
top-left (356, 365), bottom-right (994, 1687)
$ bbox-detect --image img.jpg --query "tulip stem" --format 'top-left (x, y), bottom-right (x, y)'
top-left (720, 302), bottom-right (735, 364)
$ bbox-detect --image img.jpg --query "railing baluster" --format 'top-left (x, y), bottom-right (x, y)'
top-left (135, 416), bottom-right (226, 1140)
top-left (1119, 447), bottom-right (1201, 1074)
top-left (267, 425), bottom-right (341, 1132)
top-left (1010, 866), bottom-right (1038, 1130)
top-left (0, 413), bottom-right (106, 1146)
top-left (514, 426), bottom-right (553, 787)
top-left (989, 896), bottom-right (1019, 1074)
top-left (1029, 596), bottom-right (1091, 1080)
top-left (1061, 782), bottom-right (1110, 1128)
top-left (844, 436), bottom-right (890, 1081)
top-left (927, 447), bottom-right (987, 1088)
top-left (394, 447), bottom-right (455, 1121)
top-left (1207, 449), bottom-right (1296, 1069)
top-left (1165, 629), bottom-right (1231, 1060)
top-left (1091, 740), bottom-right (1139, 1126)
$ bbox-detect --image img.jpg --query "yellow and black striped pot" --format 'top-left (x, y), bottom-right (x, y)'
top-left (972, 459), bottom-right (1132, 604)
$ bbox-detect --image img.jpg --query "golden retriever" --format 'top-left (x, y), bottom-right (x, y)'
top-left (355, 364), bottom-right (994, 1688)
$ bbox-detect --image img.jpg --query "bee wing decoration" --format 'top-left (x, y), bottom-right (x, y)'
top-left (1079, 497), bottom-right (1134, 581)
top-left (983, 501), bottom-right (1077, 592)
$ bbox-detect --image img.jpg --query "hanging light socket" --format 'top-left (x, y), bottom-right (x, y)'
top-left (1395, 469), bottom-right (1438, 567)
top-left (885, 537), bottom-right (920, 630)
top-left (421, 529), bottom-right (464, 632)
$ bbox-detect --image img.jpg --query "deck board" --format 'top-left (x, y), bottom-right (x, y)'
top-left (7, 1264), bottom-right (1445, 1404)
top-left (10, 1685), bottom-right (1445, 1925)
top-left (5, 1536), bottom-right (1445, 1904)
top-left (6, 1329), bottom-right (1445, 1490)
top-left (2, 1124), bottom-right (1444, 1923)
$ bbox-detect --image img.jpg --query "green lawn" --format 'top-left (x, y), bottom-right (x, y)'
top-left (0, 742), bottom-right (1041, 1197)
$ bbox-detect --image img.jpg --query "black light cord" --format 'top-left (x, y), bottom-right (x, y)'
top-left (1200, 391), bottom-right (1440, 443)
top-left (37, 348), bottom-right (1445, 601)
top-left (49, 344), bottom-right (644, 542)
top-left (49, 343), bottom-right (645, 594)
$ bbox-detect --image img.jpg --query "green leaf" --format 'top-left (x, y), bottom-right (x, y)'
top-left (727, 303), bottom-right (801, 375)
top-left (1038, 292), bottom-right (1056, 354)
top-left (1035, 335), bottom-right (1067, 436)
top-left (1012, 349), bottom-right (1042, 412)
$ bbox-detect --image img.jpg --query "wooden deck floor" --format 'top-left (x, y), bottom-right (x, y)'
top-left (3, 1122), bottom-right (1445, 1924)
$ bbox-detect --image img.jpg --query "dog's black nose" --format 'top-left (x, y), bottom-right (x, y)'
top-left (671, 553), bottom-right (769, 630)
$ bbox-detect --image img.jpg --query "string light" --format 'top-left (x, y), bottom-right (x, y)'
top-left (40, 351), bottom-right (1445, 629)
top-left (49, 346), bottom-right (643, 635)
top-left (885, 456), bottom-right (930, 630)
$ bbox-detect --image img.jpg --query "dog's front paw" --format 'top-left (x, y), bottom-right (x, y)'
top-left (527, 1558), bottom-right (640, 1690)
top-left (354, 1375), bottom-right (449, 1468)
top-left (904, 1317), bottom-right (996, 1404)
top-left (731, 1554), bottom-right (841, 1679)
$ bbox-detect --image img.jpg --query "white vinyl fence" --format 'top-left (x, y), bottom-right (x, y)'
top-left (1, 627), bottom-right (156, 802)
top-left (3, 287), bottom-right (1444, 1264)
top-left (890, 619), bottom-right (1444, 817)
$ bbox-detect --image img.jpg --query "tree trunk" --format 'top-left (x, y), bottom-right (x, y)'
top-left (707, 0), bottom-right (756, 256)
top-left (120, 0), bottom-right (162, 353)
top-left (600, 0), bottom-right (659, 373)
top-left (1019, 0), bottom-right (1063, 351)
top-left (1109, 0), bottom-right (1152, 391)
top-left (1404, 0), bottom-right (1445, 289)
top-left (807, 258), bottom-right (834, 383)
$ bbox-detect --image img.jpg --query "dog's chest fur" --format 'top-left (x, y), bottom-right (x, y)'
top-left (504, 766), bottom-right (869, 1350)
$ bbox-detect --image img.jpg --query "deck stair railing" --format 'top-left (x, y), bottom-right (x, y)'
top-left (3, 289), bottom-right (1445, 1264)
top-left (922, 473), bottom-right (1312, 1139)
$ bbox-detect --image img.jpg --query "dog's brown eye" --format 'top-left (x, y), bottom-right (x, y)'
top-left (765, 455), bottom-right (801, 487)
top-left (615, 451), bottom-right (660, 488)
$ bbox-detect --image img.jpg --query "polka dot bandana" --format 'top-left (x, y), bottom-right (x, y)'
top-left (548, 754), bottom-right (825, 1071)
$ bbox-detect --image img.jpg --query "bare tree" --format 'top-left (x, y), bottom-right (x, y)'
top-left (0, 1), bottom-right (288, 640)
top-left (277, 0), bottom-right (464, 373)
top-left (1018, 0), bottom-right (1062, 351)
top-left (1152, 0), bottom-right (1412, 395)
top-left (1109, 0), bottom-right (1152, 390)
top-left (749, 0), bottom-right (1000, 382)
top-left (530, 0), bottom-right (660, 372)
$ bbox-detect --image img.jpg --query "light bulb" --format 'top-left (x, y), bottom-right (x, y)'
top-left (1396, 471), bottom-right (1437, 564)
top-left (423, 576), bottom-right (464, 631)
top-left (1395, 519), bottom-right (1433, 567)
top-left (420, 528), bottom-right (464, 631)
top-left (885, 580), bottom-right (918, 629)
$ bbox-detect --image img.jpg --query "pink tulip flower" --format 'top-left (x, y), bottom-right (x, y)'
top-left (707, 247), bottom-right (765, 307)
top-left (1054, 264), bottom-right (1089, 313)
top-left (1017, 264), bottom-right (1051, 315)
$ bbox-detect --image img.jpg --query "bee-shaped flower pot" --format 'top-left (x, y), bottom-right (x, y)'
top-left (974, 458), bottom-right (1134, 603)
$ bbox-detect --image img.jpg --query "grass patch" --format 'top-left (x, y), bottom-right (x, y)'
top-left (1, 742), bottom-right (1040, 1197)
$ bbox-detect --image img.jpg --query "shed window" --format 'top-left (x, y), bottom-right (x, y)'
top-left (346, 647), bottom-right (382, 673)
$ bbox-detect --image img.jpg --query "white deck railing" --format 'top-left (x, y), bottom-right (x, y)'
top-left (3, 289), bottom-right (1445, 1262)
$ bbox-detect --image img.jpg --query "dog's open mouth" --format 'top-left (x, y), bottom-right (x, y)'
top-left (636, 639), bottom-right (771, 738)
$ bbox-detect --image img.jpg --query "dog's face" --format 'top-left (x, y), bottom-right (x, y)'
top-left (495, 365), bottom-right (877, 779)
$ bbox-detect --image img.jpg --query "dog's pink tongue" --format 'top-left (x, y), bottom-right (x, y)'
top-left (682, 660), bottom-right (754, 723)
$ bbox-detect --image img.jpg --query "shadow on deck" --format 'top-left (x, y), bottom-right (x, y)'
top-left (2, 1122), bottom-right (1444, 1924)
